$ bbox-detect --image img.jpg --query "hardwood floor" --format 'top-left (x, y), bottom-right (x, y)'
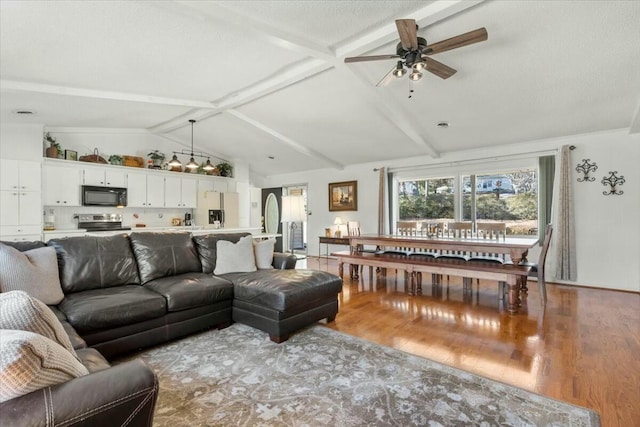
top-left (301, 257), bottom-right (640, 427)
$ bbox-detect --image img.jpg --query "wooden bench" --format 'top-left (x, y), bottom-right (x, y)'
top-left (331, 250), bottom-right (531, 314)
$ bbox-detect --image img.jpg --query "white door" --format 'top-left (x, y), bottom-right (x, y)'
top-left (127, 172), bottom-right (148, 207)
top-left (164, 176), bottom-right (182, 207)
top-left (181, 179), bottom-right (197, 208)
top-left (43, 165), bottom-right (81, 206)
top-left (146, 175), bottom-right (165, 208)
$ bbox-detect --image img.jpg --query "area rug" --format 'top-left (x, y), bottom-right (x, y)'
top-left (121, 324), bottom-right (600, 426)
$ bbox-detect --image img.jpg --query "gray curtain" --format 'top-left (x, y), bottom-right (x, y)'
top-left (539, 155), bottom-right (555, 244)
top-left (554, 145), bottom-right (577, 280)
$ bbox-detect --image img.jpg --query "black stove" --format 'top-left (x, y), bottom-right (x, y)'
top-left (76, 213), bottom-right (131, 232)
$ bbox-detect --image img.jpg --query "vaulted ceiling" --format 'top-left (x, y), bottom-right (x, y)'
top-left (2, 1), bottom-right (639, 177)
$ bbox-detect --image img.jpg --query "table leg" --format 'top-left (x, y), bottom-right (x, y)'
top-left (408, 271), bottom-right (415, 296)
top-left (509, 248), bottom-right (529, 266)
top-left (338, 262), bottom-right (344, 278)
top-left (506, 274), bottom-right (520, 314)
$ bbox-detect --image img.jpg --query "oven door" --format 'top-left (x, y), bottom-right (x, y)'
top-left (82, 186), bottom-right (127, 207)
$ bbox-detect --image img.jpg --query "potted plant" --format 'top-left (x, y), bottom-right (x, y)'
top-left (44, 132), bottom-right (61, 158)
top-left (147, 150), bottom-right (166, 168)
top-left (216, 162), bottom-right (232, 177)
top-left (108, 154), bottom-right (123, 166)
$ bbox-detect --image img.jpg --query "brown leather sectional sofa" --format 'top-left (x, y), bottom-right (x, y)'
top-left (0, 232), bottom-right (343, 426)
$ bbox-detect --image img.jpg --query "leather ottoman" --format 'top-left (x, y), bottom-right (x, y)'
top-left (226, 269), bottom-right (343, 343)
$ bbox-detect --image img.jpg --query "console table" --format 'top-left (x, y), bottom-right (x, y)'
top-left (318, 236), bottom-right (350, 258)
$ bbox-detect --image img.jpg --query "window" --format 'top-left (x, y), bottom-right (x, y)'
top-left (398, 177), bottom-right (455, 223)
top-left (393, 164), bottom-right (540, 237)
top-left (463, 169), bottom-right (538, 235)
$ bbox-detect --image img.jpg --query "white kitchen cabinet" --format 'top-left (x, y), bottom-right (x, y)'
top-left (0, 225), bottom-right (42, 242)
top-left (43, 164), bottom-right (81, 206)
top-left (127, 172), bottom-right (164, 208)
top-left (0, 159), bottom-right (42, 232)
top-left (83, 167), bottom-right (127, 187)
top-left (1, 159), bottom-right (41, 192)
top-left (1, 191), bottom-right (41, 226)
top-left (181, 178), bottom-right (197, 208)
top-left (165, 176), bottom-right (197, 208)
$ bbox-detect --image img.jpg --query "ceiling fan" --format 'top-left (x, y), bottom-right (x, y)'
top-left (344, 19), bottom-right (488, 87)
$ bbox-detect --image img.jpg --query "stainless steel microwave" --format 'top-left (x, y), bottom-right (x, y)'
top-left (81, 185), bottom-right (127, 207)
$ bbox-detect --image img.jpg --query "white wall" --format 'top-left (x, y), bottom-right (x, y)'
top-left (263, 129), bottom-right (640, 292)
top-left (0, 123), bottom-right (44, 160)
top-left (2, 123), bottom-right (637, 291)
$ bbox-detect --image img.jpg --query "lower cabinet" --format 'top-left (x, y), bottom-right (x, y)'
top-left (0, 225), bottom-right (42, 242)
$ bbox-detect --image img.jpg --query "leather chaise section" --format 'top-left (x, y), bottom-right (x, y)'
top-left (143, 272), bottom-right (234, 311)
top-left (59, 285), bottom-right (167, 332)
top-left (228, 269), bottom-right (343, 312)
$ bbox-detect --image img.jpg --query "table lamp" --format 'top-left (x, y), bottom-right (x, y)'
top-left (334, 217), bottom-right (343, 237)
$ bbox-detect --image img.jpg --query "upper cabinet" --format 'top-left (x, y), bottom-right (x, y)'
top-left (40, 158), bottom-right (234, 211)
top-left (83, 167), bottom-right (127, 187)
top-left (127, 172), bottom-right (164, 208)
top-left (0, 159), bottom-right (41, 192)
top-left (165, 176), bottom-right (197, 208)
top-left (43, 163), bottom-right (81, 206)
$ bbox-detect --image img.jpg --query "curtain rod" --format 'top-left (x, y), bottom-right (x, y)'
top-left (387, 148), bottom-right (558, 174)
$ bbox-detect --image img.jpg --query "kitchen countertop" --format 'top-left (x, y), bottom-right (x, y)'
top-left (45, 227), bottom-right (263, 235)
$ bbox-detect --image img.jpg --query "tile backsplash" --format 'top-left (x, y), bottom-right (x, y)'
top-left (45, 206), bottom-right (194, 230)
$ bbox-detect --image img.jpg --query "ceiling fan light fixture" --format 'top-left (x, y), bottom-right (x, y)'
top-left (392, 61), bottom-right (407, 78)
top-left (409, 71), bottom-right (423, 81)
top-left (413, 59), bottom-right (426, 71)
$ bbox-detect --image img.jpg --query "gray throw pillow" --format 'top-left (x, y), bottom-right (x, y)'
top-left (0, 291), bottom-right (76, 355)
top-left (0, 244), bottom-right (64, 305)
top-left (0, 330), bottom-right (89, 403)
top-left (214, 236), bottom-right (257, 275)
top-left (254, 239), bottom-right (275, 269)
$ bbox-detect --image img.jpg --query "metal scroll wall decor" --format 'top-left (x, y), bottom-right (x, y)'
top-left (575, 158), bottom-right (598, 182)
top-left (601, 171), bottom-right (625, 196)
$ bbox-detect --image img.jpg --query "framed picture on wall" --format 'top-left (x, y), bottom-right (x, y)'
top-left (64, 150), bottom-right (77, 161)
top-left (329, 180), bottom-right (357, 211)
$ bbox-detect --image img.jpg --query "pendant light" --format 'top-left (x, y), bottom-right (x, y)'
top-left (168, 154), bottom-right (181, 168)
top-left (186, 119), bottom-right (199, 170)
top-left (203, 158), bottom-right (214, 171)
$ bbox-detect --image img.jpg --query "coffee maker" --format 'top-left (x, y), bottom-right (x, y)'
top-left (184, 212), bottom-right (192, 227)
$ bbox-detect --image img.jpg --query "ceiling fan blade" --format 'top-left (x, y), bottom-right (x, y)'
top-left (344, 54), bottom-right (400, 63)
top-left (376, 66), bottom-right (398, 87)
top-left (395, 19), bottom-right (418, 50)
top-left (424, 27), bottom-right (488, 55)
top-left (424, 57), bottom-right (457, 79)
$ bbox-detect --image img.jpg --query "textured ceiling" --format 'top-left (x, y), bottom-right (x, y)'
top-left (1, 0), bottom-right (639, 177)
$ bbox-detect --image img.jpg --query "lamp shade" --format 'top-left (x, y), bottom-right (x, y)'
top-left (281, 196), bottom-right (306, 223)
top-left (333, 217), bottom-right (343, 226)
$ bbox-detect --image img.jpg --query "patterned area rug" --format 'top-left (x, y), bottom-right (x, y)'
top-left (122, 324), bottom-right (600, 426)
